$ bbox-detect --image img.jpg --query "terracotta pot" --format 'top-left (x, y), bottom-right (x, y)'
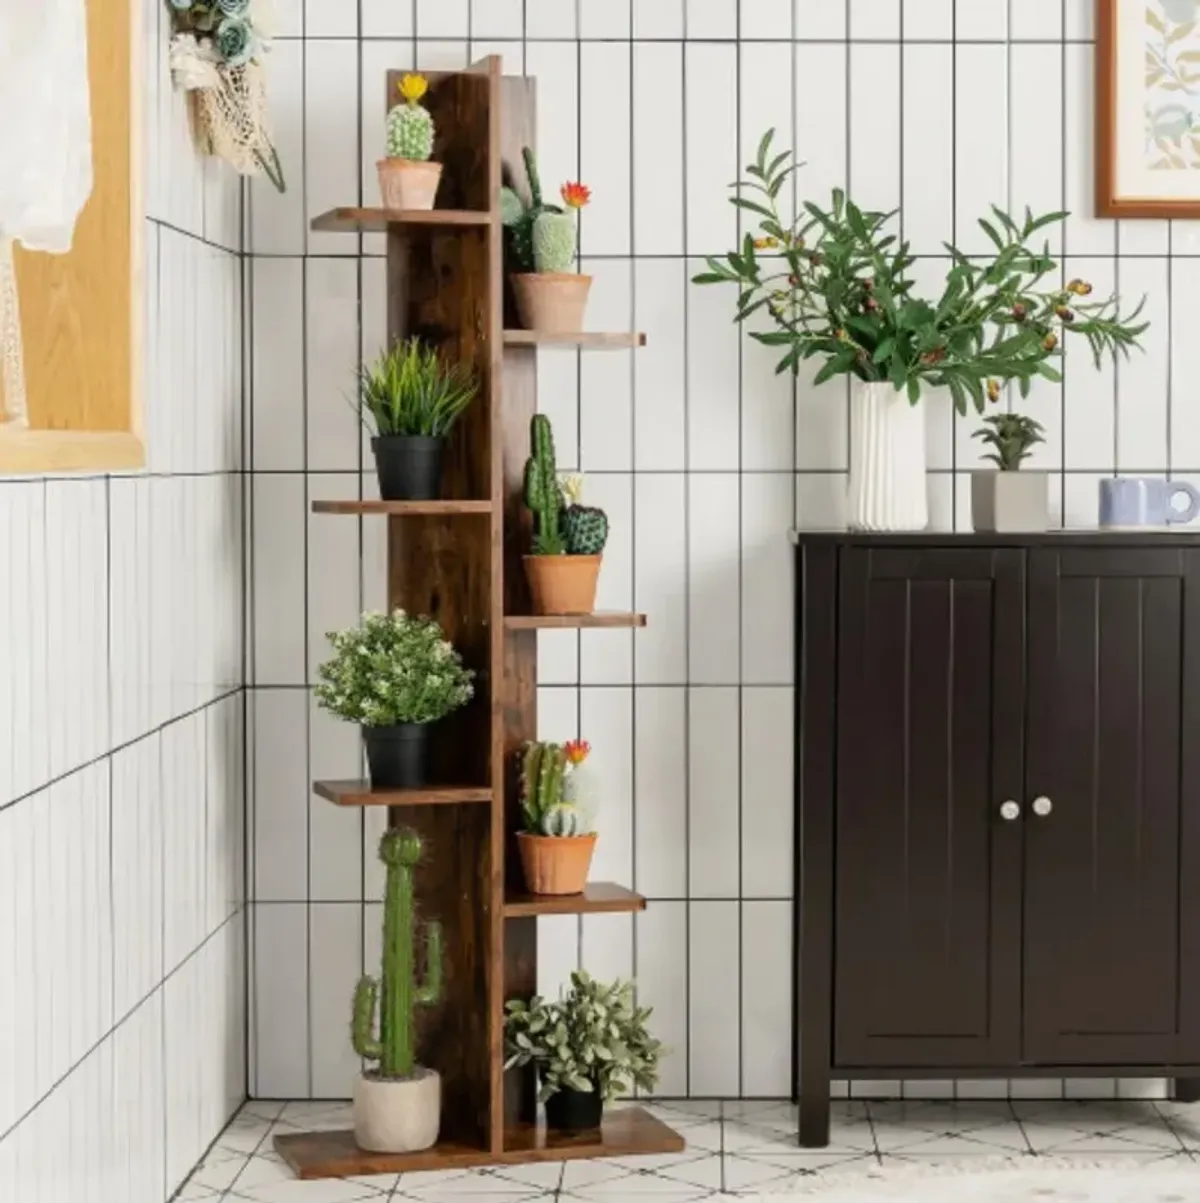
top-left (376, 159), bottom-right (442, 210)
top-left (523, 554), bottom-right (601, 615)
top-left (512, 273), bottom-right (592, 333)
top-left (518, 833), bottom-right (597, 895)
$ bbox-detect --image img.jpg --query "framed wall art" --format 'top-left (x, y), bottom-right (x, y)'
top-left (1098, 0), bottom-right (1200, 218)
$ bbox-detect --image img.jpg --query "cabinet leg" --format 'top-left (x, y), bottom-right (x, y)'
top-left (1175, 1078), bottom-right (1200, 1103)
top-left (798, 1090), bottom-right (831, 1148)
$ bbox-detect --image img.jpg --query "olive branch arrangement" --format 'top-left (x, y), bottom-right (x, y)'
top-left (693, 131), bottom-right (1148, 413)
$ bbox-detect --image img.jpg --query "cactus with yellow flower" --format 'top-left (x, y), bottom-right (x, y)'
top-left (378, 73), bottom-right (442, 210)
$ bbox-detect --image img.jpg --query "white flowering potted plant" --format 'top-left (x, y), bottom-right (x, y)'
top-left (315, 611), bottom-right (474, 789)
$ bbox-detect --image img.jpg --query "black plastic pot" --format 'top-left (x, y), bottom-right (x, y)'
top-left (371, 435), bottom-right (444, 501)
top-left (543, 1085), bottom-right (603, 1132)
top-left (362, 723), bottom-right (430, 789)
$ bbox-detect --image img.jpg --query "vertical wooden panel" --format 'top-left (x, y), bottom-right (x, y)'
top-left (832, 548), bottom-right (1023, 1070)
top-left (496, 73), bottom-right (539, 1147)
top-left (383, 61), bottom-right (501, 1151)
top-left (9, 0), bottom-right (137, 433)
top-left (1025, 549), bottom-right (1187, 1064)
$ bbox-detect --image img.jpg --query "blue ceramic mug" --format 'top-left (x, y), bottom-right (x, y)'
top-left (1099, 476), bottom-right (1200, 529)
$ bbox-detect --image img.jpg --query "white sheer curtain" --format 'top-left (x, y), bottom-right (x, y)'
top-left (0, 1), bottom-right (93, 423)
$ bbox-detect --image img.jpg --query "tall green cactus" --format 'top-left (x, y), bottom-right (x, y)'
top-left (501, 147), bottom-right (560, 273)
top-left (520, 741), bottom-right (568, 832)
top-left (524, 414), bottom-right (566, 555)
top-left (352, 829), bottom-right (443, 1079)
top-left (532, 211), bottom-right (578, 273)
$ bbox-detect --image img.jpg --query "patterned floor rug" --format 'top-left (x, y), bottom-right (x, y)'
top-left (757, 1156), bottom-right (1200, 1201)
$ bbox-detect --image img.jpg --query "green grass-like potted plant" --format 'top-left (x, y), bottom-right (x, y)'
top-left (315, 610), bottom-right (474, 789)
top-left (517, 739), bottom-right (597, 895)
top-left (504, 971), bottom-right (663, 1132)
top-left (523, 415), bottom-right (609, 614)
top-left (357, 338), bottom-right (477, 501)
top-left (971, 413), bottom-right (1048, 532)
top-left (693, 130), bottom-right (1148, 532)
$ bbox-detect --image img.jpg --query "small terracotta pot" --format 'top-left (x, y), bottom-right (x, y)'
top-left (518, 833), bottom-right (597, 895)
top-left (512, 273), bottom-right (593, 333)
top-left (377, 159), bottom-right (442, 210)
top-left (523, 554), bottom-right (601, 616)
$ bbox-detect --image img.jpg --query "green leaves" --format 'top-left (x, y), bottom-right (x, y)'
top-left (973, 412), bottom-right (1045, 470)
top-left (356, 338), bottom-right (478, 438)
top-left (502, 971), bottom-right (664, 1105)
top-left (690, 131), bottom-right (1149, 397)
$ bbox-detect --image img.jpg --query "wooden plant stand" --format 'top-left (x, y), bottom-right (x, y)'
top-left (275, 58), bottom-right (683, 1180)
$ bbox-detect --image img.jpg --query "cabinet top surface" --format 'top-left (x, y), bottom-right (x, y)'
top-left (789, 528), bottom-right (1200, 547)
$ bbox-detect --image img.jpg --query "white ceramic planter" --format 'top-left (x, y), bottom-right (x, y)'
top-left (971, 469), bottom-right (1049, 533)
top-left (847, 380), bottom-right (929, 531)
top-left (353, 1067), bottom-right (440, 1153)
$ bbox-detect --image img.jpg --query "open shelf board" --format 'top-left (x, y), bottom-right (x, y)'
top-left (311, 499), bottom-right (493, 516)
top-left (504, 881), bottom-right (646, 918)
top-left (504, 612), bottom-right (648, 630)
top-left (274, 1108), bottom-right (684, 1179)
top-left (310, 207), bottom-right (492, 232)
top-left (503, 330), bottom-right (646, 349)
top-left (287, 58), bottom-right (676, 1178)
top-left (313, 781), bottom-right (491, 808)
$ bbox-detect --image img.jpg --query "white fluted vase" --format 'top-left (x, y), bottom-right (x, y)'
top-left (847, 380), bottom-right (929, 531)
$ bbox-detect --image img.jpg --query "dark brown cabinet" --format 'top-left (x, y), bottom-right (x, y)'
top-left (794, 534), bottom-right (1200, 1147)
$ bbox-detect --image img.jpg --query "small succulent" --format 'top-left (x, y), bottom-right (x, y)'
top-left (973, 413), bottom-right (1045, 471)
top-left (387, 73), bottom-right (435, 161)
top-left (562, 505), bottom-right (608, 556)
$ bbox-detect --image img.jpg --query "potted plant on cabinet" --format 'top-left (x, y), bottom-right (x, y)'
top-left (523, 415), bottom-right (608, 614)
top-left (378, 73), bottom-right (441, 210)
top-left (315, 610), bottom-right (474, 789)
top-left (971, 412), bottom-right (1048, 532)
top-left (517, 740), bottom-right (597, 895)
top-left (352, 828), bottom-right (443, 1153)
top-left (501, 147), bottom-right (592, 332)
top-left (356, 337), bottom-right (478, 501)
top-left (693, 130), bottom-right (1148, 532)
top-left (504, 971), bottom-right (663, 1133)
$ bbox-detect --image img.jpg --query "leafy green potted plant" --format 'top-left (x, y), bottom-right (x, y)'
top-left (523, 415), bottom-right (608, 614)
top-left (315, 610), bottom-right (474, 789)
top-left (379, 73), bottom-right (441, 210)
top-left (693, 130), bottom-right (1148, 531)
top-left (504, 971), bottom-right (663, 1132)
top-left (517, 740), bottom-right (597, 895)
top-left (501, 148), bottom-right (592, 332)
top-left (971, 412), bottom-right (1048, 532)
top-left (352, 828), bottom-right (442, 1152)
top-left (357, 337), bottom-right (477, 501)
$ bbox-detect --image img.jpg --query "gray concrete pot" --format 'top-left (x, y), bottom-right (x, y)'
top-left (971, 469), bottom-right (1049, 533)
top-left (353, 1066), bottom-right (440, 1153)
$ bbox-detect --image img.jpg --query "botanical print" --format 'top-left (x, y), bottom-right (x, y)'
top-left (1145, 0), bottom-right (1200, 169)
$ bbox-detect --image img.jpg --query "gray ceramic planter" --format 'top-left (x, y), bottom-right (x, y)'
top-left (971, 469), bottom-right (1049, 533)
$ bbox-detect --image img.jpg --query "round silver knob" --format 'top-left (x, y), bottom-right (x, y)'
top-left (1000, 800), bottom-right (1021, 821)
top-left (1032, 796), bottom-right (1053, 818)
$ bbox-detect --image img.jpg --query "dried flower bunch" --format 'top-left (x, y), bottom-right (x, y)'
top-left (694, 130), bottom-right (1148, 412)
top-left (315, 610), bottom-right (474, 727)
top-left (168, 0), bottom-right (265, 66)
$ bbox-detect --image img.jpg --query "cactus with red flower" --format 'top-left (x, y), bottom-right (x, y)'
top-left (501, 147), bottom-right (590, 274)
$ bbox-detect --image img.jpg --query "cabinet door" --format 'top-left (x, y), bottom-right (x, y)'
top-left (834, 548), bottom-right (1024, 1068)
top-left (1024, 548), bottom-right (1200, 1064)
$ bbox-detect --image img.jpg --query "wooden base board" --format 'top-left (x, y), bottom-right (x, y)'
top-left (274, 1106), bottom-right (684, 1180)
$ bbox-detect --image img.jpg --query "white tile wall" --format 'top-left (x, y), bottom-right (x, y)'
top-left (0, 0), bottom-right (247, 1194)
top-left (246, 0), bottom-right (1197, 1103)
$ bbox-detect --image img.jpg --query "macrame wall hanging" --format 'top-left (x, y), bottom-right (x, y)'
top-left (0, 2), bottom-right (95, 425)
top-left (166, 0), bottom-right (285, 193)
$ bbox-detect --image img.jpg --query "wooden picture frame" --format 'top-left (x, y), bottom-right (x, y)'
top-left (1097, 0), bottom-right (1200, 219)
top-left (0, 0), bottom-right (143, 472)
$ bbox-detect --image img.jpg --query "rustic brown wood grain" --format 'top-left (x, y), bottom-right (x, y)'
top-left (311, 207), bottom-right (490, 232)
top-left (503, 882), bottom-right (647, 918)
top-left (313, 781), bottom-right (492, 807)
top-left (311, 499), bottom-right (493, 516)
top-left (502, 330), bottom-right (646, 348)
